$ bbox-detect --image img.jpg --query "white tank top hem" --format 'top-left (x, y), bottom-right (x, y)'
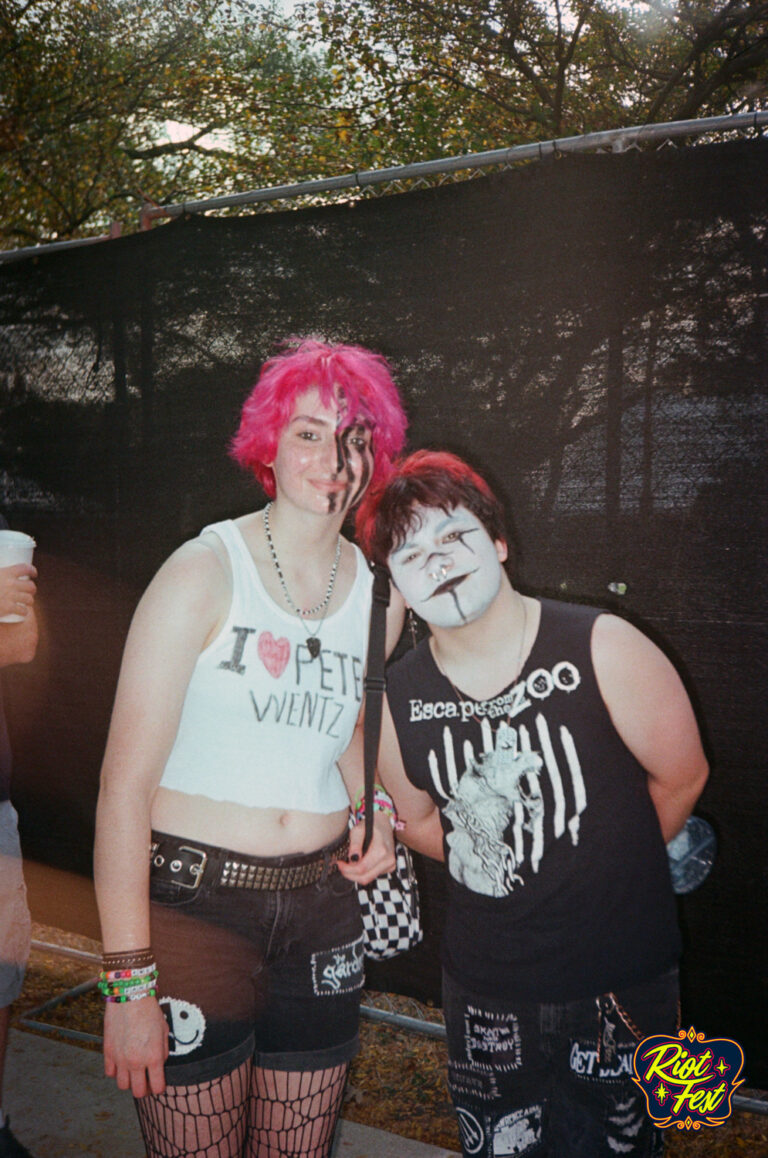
top-left (158, 519), bottom-right (373, 812)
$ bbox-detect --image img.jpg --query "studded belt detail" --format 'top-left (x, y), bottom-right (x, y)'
top-left (149, 834), bottom-right (350, 891)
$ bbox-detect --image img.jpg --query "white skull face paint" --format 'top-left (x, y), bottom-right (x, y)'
top-left (159, 996), bottom-right (207, 1056)
top-left (388, 505), bottom-right (505, 628)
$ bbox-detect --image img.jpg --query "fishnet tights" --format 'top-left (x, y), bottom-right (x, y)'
top-left (134, 1060), bottom-right (348, 1158)
top-left (246, 1063), bottom-right (348, 1158)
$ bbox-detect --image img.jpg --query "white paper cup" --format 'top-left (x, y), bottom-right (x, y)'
top-left (0, 530), bottom-right (36, 623)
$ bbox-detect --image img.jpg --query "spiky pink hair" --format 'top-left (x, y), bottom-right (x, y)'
top-left (230, 338), bottom-right (407, 497)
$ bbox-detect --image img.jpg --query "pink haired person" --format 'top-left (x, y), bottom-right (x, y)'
top-left (94, 340), bottom-right (407, 1158)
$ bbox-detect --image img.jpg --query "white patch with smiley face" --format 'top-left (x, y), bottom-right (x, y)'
top-left (160, 996), bottom-right (207, 1056)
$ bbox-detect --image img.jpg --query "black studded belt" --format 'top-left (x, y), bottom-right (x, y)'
top-left (149, 831), bottom-right (350, 891)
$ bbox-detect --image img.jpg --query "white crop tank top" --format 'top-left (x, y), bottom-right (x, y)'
top-left (158, 519), bottom-right (373, 812)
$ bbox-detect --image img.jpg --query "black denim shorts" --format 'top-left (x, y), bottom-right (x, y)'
top-left (148, 830), bottom-right (365, 1086)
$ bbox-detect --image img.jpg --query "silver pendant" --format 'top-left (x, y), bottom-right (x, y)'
top-left (307, 637), bottom-right (321, 659)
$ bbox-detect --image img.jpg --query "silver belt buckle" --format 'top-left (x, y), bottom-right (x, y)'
top-left (176, 845), bottom-right (208, 889)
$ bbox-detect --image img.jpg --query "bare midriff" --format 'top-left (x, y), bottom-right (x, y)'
top-left (151, 786), bottom-right (349, 857)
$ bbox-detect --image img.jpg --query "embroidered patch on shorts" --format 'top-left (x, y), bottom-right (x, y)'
top-left (464, 1005), bottom-right (522, 1072)
top-left (160, 996), bottom-right (207, 1057)
top-left (312, 935), bottom-right (365, 996)
top-left (448, 1059), bottom-right (500, 1102)
top-left (456, 1107), bottom-right (486, 1155)
top-left (492, 1104), bottom-right (543, 1156)
top-left (569, 1038), bottom-right (637, 1081)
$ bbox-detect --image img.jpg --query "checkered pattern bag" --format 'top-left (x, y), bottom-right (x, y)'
top-left (358, 840), bottom-right (423, 960)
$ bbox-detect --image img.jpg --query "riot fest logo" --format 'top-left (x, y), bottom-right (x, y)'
top-left (632, 1026), bottom-right (744, 1131)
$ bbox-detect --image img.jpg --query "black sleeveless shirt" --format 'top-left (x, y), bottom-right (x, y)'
top-left (386, 597), bottom-right (681, 1001)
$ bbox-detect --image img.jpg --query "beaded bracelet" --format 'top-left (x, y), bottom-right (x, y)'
top-left (102, 962), bottom-right (157, 982)
top-left (98, 977), bottom-right (157, 995)
top-left (350, 785), bottom-right (404, 830)
top-left (99, 977), bottom-right (156, 990)
top-left (102, 987), bottom-right (158, 1005)
top-left (98, 969), bottom-right (157, 990)
top-left (98, 962), bottom-right (158, 1003)
top-left (99, 985), bottom-right (157, 1004)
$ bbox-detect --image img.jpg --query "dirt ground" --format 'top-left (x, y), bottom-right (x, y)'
top-left (14, 929), bottom-right (768, 1157)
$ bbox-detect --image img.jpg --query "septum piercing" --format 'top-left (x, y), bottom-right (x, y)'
top-left (428, 560), bottom-right (452, 582)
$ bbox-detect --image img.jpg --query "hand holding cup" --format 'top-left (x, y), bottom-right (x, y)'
top-left (0, 531), bottom-right (37, 623)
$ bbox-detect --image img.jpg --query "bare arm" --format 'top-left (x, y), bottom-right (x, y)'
top-left (378, 697), bottom-right (445, 862)
top-left (94, 540), bottom-right (228, 1097)
top-left (592, 614), bottom-right (709, 843)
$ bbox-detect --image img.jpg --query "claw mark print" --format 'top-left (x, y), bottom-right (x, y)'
top-left (429, 716), bottom-right (587, 897)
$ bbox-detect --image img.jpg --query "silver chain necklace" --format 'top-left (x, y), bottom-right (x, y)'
top-left (262, 502), bottom-right (341, 659)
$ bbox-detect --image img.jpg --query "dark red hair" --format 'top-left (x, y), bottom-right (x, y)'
top-left (230, 338), bottom-right (407, 497)
top-left (356, 450), bottom-right (507, 566)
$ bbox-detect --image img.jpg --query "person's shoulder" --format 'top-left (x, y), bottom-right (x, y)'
top-left (592, 609), bottom-right (655, 653)
top-left (591, 612), bottom-right (677, 696)
top-left (162, 533), bottom-right (230, 581)
top-left (543, 598), bottom-right (652, 655)
top-left (138, 533), bottom-right (231, 626)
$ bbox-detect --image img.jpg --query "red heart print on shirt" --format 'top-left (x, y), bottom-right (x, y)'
top-left (257, 632), bottom-right (291, 678)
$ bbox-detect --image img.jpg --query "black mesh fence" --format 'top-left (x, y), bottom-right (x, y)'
top-left (0, 137), bottom-right (766, 1082)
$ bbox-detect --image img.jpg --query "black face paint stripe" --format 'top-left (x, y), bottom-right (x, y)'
top-left (454, 528), bottom-right (480, 553)
top-left (349, 445), bottom-right (372, 508)
top-left (332, 429), bottom-right (355, 512)
top-left (336, 425), bottom-right (373, 511)
top-left (450, 589), bottom-right (468, 623)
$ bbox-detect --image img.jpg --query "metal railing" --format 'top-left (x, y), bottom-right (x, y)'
top-left (1, 111), bottom-right (766, 265)
top-left (138, 111), bottom-right (768, 225)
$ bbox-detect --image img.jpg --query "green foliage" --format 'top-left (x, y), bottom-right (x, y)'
top-left (0, 0), bottom-right (338, 247)
top-left (299, 0), bottom-right (768, 164)
top-left (1, 0), bottom-right (767, 248)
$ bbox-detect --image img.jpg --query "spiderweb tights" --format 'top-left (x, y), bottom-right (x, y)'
top-left (245, 1062), bottom-right (349, 1158)
top-left (134, 1059), bottom-right (250, 1158)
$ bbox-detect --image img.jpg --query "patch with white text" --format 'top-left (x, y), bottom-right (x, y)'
top-left (492, 1104), bottom-right (543, 1156)
top-left (311, 935), bottom-right (365, 996)
top-left (448, 1059), bottom-right (500, 1102)
top-left (570, 1038), bottom-right (637, 1082)
top-left (464, 1006), bottom-right (522, 1072)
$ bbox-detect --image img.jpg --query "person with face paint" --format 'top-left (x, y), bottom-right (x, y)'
top-left (94, 339), bottom-right (408, 1158)
top-left (356, 450), bottom-right (709, 1158)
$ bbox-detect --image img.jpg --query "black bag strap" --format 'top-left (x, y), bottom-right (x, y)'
top-left (362, 563), bottom-right (390, 854)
